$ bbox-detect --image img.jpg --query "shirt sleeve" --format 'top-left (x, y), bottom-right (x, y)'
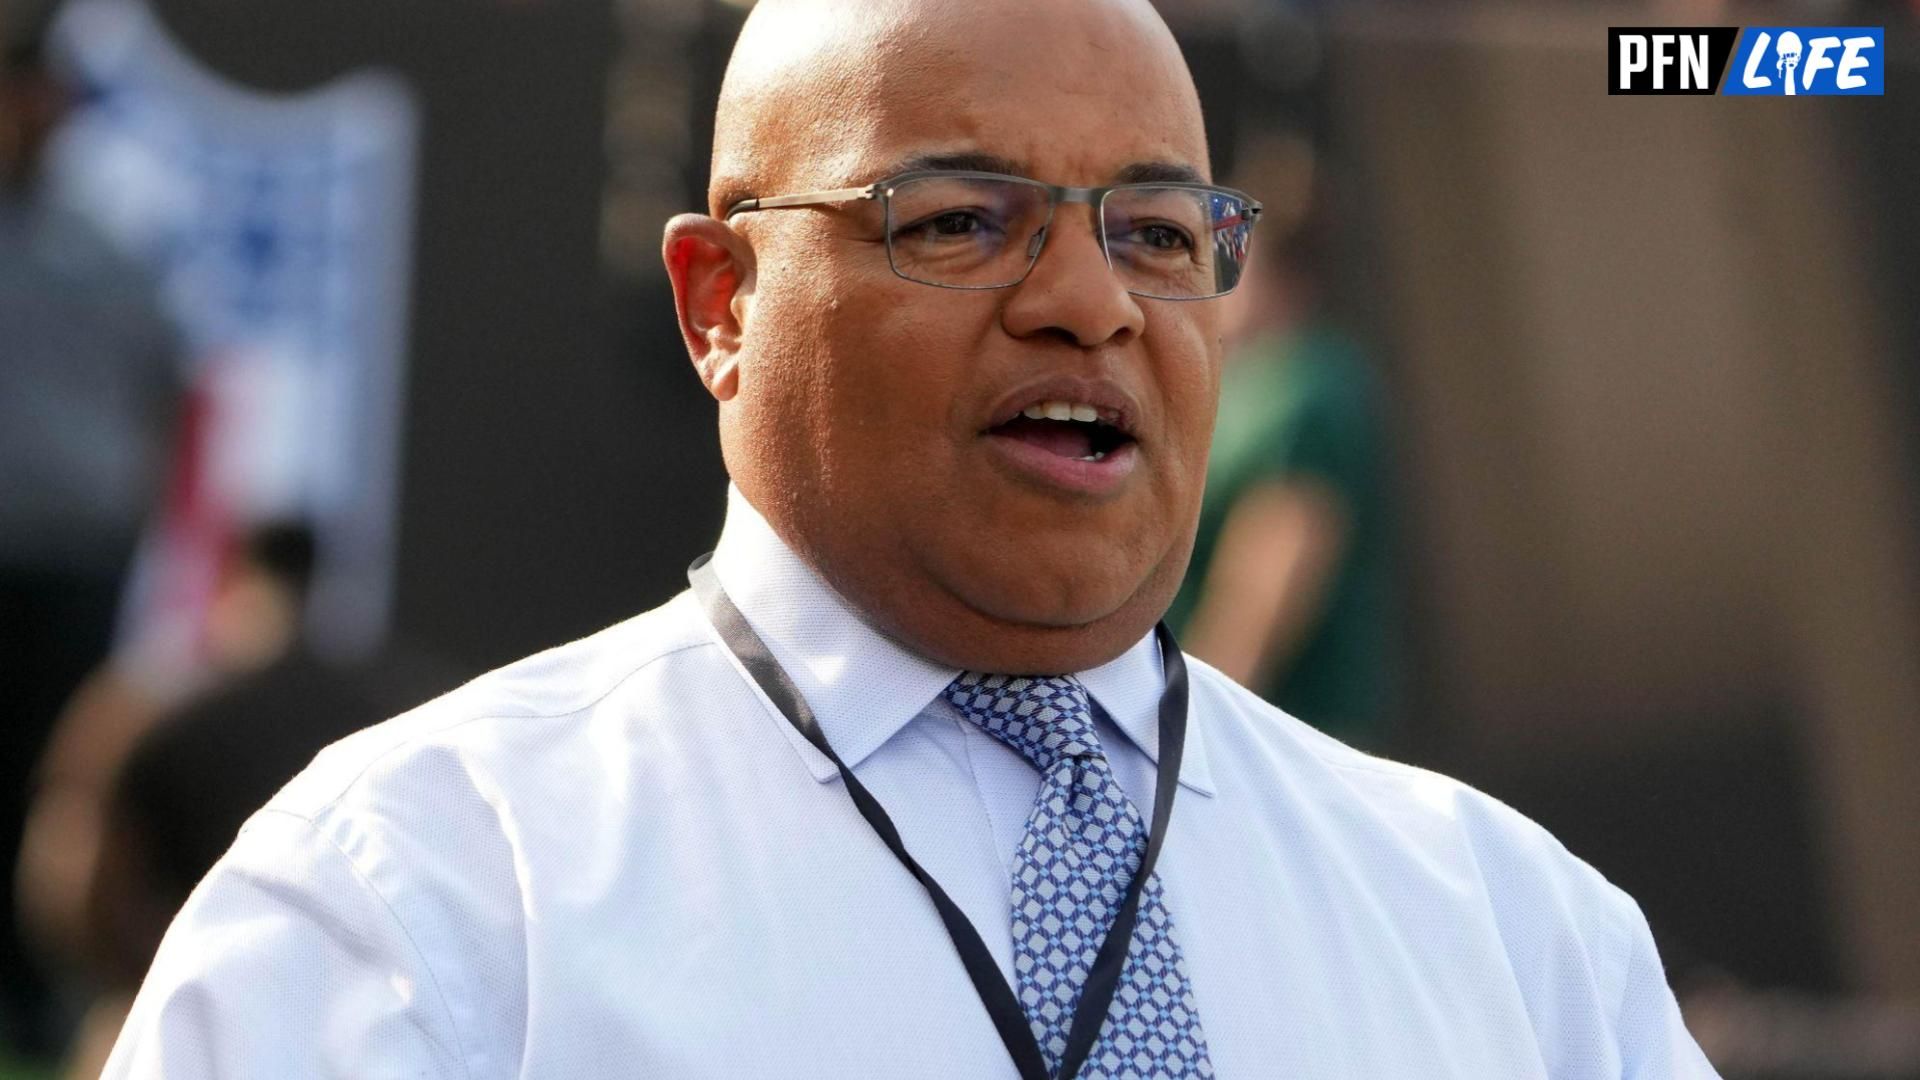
top-left (101, 808), bottom-right (472, 1080)
top-left (1457, 786), bottom-right (1722, 1078)
top-left (1614, 899), bottom-right (1723, 1079)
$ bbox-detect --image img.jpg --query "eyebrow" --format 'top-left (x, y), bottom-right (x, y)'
top-left (880, 151), bottom-right (1205, 187)
top-left (1113, 161), bottom-right (1205, 185)
top-left (889, 151), bottom-right (1030, 177)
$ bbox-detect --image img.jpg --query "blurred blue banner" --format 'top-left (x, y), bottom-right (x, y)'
top-left (47, 0), bottom-right (419, 677)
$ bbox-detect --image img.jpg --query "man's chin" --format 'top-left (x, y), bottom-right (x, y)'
top-left (965, 591), bottom-right (1134, 633)
top-left (890, 567), bottom-right (1172, 675)
top-left (795, 504), bottom-right (1190, 673)
top-left (883, 604), bottom-right (1158, 676)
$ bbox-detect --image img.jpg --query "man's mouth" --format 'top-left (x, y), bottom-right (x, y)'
top-left (986, 400), bottom-right (1135, 463)
top-left (980, 397), bottom-right (1141, 497)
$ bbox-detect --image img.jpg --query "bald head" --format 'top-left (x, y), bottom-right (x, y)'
top-left (710, 0), bottom-right (1206, 217)
top-left (667, 0), bottom-right (1230, 673)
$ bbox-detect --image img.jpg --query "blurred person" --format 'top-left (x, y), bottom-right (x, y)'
top-left (1167, 166), bottom-right (1398, 749)
top-left (16, 523), bottom-right (454, 1078)
top-left (14, 523), bottom-right (315, 981)
top-left (103, 1), bottom-right (1715, 1077)
top-left (0, 0), bottom-right (181, 1062)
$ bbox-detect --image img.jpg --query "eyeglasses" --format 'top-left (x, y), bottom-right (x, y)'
top-left (724, 170), bottom-right (1262, 301)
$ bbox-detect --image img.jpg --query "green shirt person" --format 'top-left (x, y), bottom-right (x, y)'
top-left (1169, 319), bottom-right (1397, 749)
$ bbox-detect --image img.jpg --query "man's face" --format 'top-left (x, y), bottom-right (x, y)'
top-left (719, 1), bottom-right (1222, 672)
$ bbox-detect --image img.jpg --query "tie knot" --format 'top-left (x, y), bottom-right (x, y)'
top-left (942, 672), bottom-right (1102, 772)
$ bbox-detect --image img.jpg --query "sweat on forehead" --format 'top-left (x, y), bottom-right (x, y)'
top-left (707, 0), bottom-right (1206, 216)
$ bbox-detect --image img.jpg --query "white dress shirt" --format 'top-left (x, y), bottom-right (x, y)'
top-left (105, 487), bottom-right (1719, 1078)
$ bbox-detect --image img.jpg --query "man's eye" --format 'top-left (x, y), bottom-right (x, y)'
top-left (898, 209), bottom-right (998, 240)
top-left (931, 211), bottom-right (982, 235)
top-left (1126, 223), bottom-right (1194, 252)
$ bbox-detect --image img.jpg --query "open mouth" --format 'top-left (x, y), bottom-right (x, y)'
top-left (986, 401), bottom-right (1136, 463)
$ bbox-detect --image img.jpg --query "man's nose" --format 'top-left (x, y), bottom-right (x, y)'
top-left (999, 209), bottom-right (1146, 349)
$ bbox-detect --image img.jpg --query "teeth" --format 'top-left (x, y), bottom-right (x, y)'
top-left (1076, 450), bottom-right (1109, 462)
top-left (1020, 399), bottom-right (1109, 425)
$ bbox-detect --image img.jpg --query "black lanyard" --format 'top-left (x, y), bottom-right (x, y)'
top-left (689, 554), bottom-right (1189, 1080)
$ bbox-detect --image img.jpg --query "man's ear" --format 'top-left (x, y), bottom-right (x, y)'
top-left (663, 214), bottom-right (753, 401)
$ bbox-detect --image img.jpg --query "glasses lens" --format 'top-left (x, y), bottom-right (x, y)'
top-left (885, 175), bottom-right (1052, 288)
top-left (1103, 185), bottom-right (1255, 299)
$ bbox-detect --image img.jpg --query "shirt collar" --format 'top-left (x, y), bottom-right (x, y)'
top-left (707, 486), bottom-right (1215, 797)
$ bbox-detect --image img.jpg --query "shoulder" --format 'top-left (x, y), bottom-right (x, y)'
top-left (264, 590), bottom-right (721, 824)
top-left (1186, 660), bottom-right (1713, 1071)
top-left (1186, 655), bottom-right (1649, 977)
top-left (114, 594), bottom-right (729, 1077)
top-left (215, 592), bottom-right (731, 1010)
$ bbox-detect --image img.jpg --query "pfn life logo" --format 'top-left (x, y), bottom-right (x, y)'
top-left (1609, 27), bottom-right (1884, 95)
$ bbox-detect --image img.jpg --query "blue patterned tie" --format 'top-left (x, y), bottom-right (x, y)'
top-left (943, 673), bottom-right (1214, 1079)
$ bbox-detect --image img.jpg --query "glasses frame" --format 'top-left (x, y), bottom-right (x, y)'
top-left (724, 169), bottom-right (1263, 301)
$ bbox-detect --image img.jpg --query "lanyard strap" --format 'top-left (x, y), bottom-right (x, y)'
top-left (689, 554), bottom-right (1188, 1080)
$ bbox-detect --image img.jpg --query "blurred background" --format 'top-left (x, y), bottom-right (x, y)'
top-left (2, 0), bottom-right (1917, 1076)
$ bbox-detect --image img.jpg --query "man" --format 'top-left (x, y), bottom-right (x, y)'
top-left (104, 0), bottom-right (1719, 1076)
